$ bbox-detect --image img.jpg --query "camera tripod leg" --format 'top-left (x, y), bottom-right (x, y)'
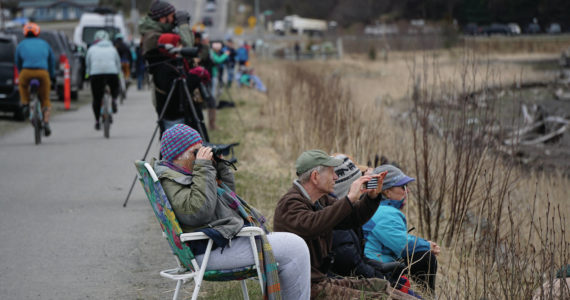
top-left (181, 78), bottom-right (209, 141)
top-left (223, 86), bottom-right (245, 127)
top-left (123, 78), bottom-right (180, 208)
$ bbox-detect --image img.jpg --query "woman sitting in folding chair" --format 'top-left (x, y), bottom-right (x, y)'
top-left (154, 124), bottom-right (311, 299)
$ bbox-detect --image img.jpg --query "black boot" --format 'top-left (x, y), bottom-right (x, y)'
top-left (43, 122), bottom-right (51, 136)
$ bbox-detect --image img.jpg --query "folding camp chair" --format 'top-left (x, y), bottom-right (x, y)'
top-left (134, 160), bottom-right (265, 300)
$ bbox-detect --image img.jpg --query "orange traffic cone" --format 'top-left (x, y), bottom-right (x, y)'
top-left (64, 60), bottom-right (71, 110)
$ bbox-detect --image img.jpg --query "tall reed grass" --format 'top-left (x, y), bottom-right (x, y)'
top-left (261, 54), bottom-right (569, 299)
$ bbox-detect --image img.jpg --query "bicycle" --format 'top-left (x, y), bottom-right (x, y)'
top-left (118, 71), bottom-right (126, 104)
top-left (28, 79), bottom-right (43, 145)
top-left (100, 86), bottom-right (112, 138)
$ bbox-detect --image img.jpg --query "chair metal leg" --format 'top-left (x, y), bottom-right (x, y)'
top-left (173, 279), bottom-right (182, 300)
top-left (191, 239), bottom-right (214, 300)
top-left (249, 236), bottom-right (264, 294)
top-left (241, 280), bottom-right (249, 300)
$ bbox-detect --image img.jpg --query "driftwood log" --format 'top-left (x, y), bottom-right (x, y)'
top-left (503, 104), bottom-right (569, 146)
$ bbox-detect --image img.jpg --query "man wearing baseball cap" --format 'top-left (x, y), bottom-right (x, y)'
top-left (362, 164), bottom-right (440, 294)
top-left (273, 150), bottom-right (404, 299)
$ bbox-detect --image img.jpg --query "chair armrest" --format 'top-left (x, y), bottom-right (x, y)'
top-left (235, 226), bottom-right (265, 237)
top-left (179, 232), bottom-right (211, 242)
top-left (179, 226), bottom-right (264, 242)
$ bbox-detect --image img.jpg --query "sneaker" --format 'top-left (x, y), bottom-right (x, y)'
top-left (95, 121), bottom-right (100, 131)
top-left (43, 122), bottom-right (51, 137)
top-left (112, 101), bottom-right (118, 113)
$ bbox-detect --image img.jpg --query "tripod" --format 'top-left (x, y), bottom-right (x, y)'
top-left (122, 56), bottom-right (207, 207)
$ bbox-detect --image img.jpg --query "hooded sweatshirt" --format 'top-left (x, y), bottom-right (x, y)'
top-left (85, 40), bottom-right (121, 75)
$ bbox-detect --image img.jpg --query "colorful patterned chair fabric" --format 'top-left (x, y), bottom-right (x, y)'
top-left (134, 161), bottom-right (265, 300)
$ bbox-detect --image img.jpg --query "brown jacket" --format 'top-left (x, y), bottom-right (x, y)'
top-left (273, 181), bottom-right (380, 282)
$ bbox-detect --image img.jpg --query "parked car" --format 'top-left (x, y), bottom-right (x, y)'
top-left (57, 31), bottom-right (84, 91)
top-left (547, 23), bottom-right (562, 34)
top-left (73, 10), bottom-right (129, 48)
top-left (464, 23), bottom-right (480, 35)
top-left (6, 28), bottom-right (82, 101)
top-left (205, 1), bottom-right (216, 12)
top-left (507, 23), bottom-right (521, 35)
top-left (202, 16), bottom-right (213, 27)
top-left (561, 47), bottom-right (570, 68)
top-left (525, 23), bottom-right (541, 34)
top-left (0, 32), bottom-right (24, 120)
top-left (482, 23), bottom-right (511, 35)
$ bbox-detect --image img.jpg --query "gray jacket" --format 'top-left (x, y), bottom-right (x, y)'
top-left (154, 159), bottom-right (243, 240)
top-left (85, 40), bottom-right (121, 75)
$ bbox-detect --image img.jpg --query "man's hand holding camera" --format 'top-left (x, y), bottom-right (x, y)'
top-left (346, 171), bottom-right (388, 203)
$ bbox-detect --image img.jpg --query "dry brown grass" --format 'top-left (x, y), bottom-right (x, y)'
top-left (248, 49), bottom-right (569, 298)
top-left (197, 48), bottom-right (569, 298)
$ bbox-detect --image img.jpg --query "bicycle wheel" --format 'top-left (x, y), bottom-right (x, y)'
top-left (32, 100), bottom-right (41, 145)
top-left (103, 94), bottom-right (111, 138)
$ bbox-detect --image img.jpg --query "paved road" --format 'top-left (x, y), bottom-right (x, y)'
top-left (0, 88), bottom-right (175, 299)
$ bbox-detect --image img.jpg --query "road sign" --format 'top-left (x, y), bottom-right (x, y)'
top-left (192, 23), bottom-right (205, 32)
top-left (248, 16), bottom-right (256, 28)
top-left (234, 26), bottom-right (243, 36)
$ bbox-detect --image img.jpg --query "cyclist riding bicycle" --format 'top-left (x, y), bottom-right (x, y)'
top-left (15, 22), bottom-right (55, 136)
top-left (85, 30), bottom-right (121, 130)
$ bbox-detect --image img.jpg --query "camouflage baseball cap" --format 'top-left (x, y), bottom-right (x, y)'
top-left (295, 150), bottom-right (343, 175)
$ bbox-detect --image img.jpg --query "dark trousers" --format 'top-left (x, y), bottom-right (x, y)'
top-left (90, 74), bottom-right (119, 121)
top-left (394, 250), bottom-right (437, 294)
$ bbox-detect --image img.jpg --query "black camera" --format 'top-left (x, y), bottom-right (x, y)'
top-left (171, 46), bottom-right (199, 58)
top-left (366, 177), bottom-right (378, 190)
top-left (203, 142), bottom-right (238, 159)
top-left (194, 142), bottom-right (240, 170)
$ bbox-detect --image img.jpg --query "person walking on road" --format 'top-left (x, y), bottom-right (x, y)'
top-left (15, 22), bottom-right (55, 136)
top-left (85, 30), bottom-right (121, 130)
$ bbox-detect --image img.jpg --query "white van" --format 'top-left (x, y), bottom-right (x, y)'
top-left (73, 11), bottom-right (129, 48)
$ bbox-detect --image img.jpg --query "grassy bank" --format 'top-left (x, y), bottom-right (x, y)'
top-left (178, 50), bottom-right (568, 298)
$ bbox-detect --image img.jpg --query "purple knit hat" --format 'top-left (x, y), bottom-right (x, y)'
top-left (148, 1), bottom-right (176, 20)
top-left (160, 124), bottom-right (203, 161)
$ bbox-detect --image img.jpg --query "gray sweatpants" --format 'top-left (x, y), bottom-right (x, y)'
top-left (196, 231), bottom-right (311, 300)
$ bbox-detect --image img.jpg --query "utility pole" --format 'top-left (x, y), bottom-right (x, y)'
top-left (254, 0), bottom-right (260, 37)
top-left (0, 0), bottom-right (4, 31)
top-left (130, 0), bottom-right (139, 38)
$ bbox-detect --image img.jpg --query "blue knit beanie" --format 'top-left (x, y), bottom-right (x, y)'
top-left (160, 124), bottom-right (203, 161)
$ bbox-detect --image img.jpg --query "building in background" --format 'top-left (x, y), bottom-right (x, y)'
top-left (18, 0), bottom-right (99, 22)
